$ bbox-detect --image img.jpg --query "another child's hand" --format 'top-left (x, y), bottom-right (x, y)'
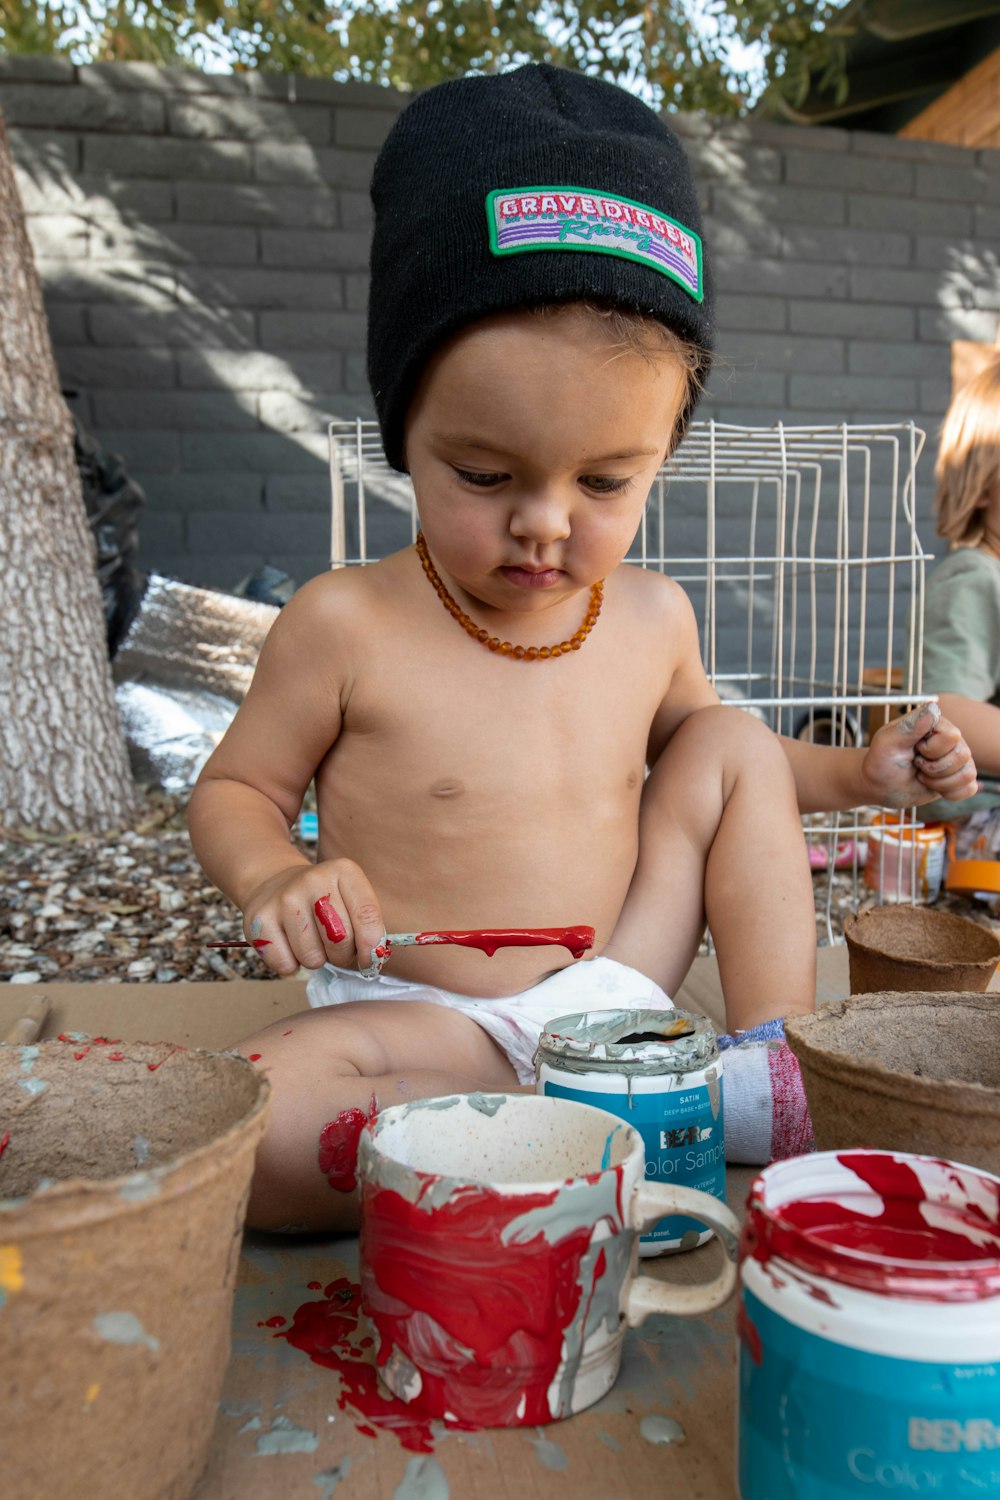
top-left (241, 861), bottom-right (385, 978)
top-left (862, 701), bottom-right (978, 808)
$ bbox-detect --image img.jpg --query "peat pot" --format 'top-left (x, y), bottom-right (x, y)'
top-left (785, 993), bottom-right (1000, 1173)
top-left (843, 904), bottom-right (1000, 993)
top-left (0, 1039), bottom-right (269, 1500)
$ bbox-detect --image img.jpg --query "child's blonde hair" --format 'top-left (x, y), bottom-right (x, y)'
top-left (934, 355), bottom-right (1000, 547)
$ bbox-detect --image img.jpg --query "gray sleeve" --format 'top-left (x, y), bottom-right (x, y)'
top-left (922, 554), bottom-right (1000, 703)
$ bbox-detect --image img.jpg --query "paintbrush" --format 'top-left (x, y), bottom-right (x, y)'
top-left (3, 993), bottom-right (51, 1046)
top-left (208, 924), bottom-right (596, 960)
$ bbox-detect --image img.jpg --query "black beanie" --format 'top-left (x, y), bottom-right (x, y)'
top-left (367, 63), bottom-right (714, 473)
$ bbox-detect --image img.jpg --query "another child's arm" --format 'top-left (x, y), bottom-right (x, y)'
top-left (188, 578), bottom-right (385, 977)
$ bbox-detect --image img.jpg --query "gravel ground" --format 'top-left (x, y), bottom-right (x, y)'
top-left (1, 787), bottom-right (995, 986)
top-left (0, 787), bottom-right (282, 986)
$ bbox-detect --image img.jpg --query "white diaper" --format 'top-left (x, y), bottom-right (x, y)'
top-left (305, 955), bottom-right (673, 1085)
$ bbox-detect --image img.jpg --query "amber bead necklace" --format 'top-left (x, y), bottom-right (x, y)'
top-left (414, 532), bottom-right (604, 660)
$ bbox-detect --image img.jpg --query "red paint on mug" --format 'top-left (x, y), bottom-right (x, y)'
top-left (314, 895), bottom-right (347, 944)
top-left (0, 1131), bottom-right (10, 1161)
top-left (318, 1092), bottom-right (378, 1194)
top-left (278, 1277), bottom-right (438, 1453)
top-left (360, 1168), bottom-right (622, 1426)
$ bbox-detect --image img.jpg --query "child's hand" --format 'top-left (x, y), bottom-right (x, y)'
top-left (862, 701), bottom-right (978, 808)
top-left (241, 861), bottom-right (385, 978)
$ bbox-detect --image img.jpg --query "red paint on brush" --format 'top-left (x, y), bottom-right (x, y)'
top-left (410, 925), bottom-right (595, 958)
top-left (318, 1092), bottom-right (378, 1194)
top-left (742, 1151), bottom-right (1000, 1301)
top-left (314, 895), bottom-right (347, 944)
top-left (0, 1132), bottom-right (10, 1161)
top-left (360, 1170), bottom-right (621, 1427)
top-left (252, 938), bottom-right (271, 951)
top-left (278, 1278), bottom-right (438, 1453)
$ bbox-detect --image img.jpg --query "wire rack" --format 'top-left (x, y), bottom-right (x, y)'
top-left (329, 418), bottom-right (938, 942)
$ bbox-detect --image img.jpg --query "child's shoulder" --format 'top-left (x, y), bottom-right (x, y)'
top-left (277, 549), bottom-right (411, 623)
top-left (614, 561), bottom-right (700, 620)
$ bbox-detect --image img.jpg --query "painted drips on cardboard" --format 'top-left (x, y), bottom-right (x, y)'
top-left (640, 1413), bottom-right (686, 1445)
top-left (278, 1276), bottom-right (441, 1453)
top-left (393, 1455), bottom-right (450, 1500)
top-left (254, 1414), bottom-right (320, 1456)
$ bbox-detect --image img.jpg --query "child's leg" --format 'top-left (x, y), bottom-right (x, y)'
top-left (608, 704), bottom-right (816, 1030)
top-left (606, 706), bottom-right (817, 1165)
top-left (238, 1001), bottom-right (520, 1232)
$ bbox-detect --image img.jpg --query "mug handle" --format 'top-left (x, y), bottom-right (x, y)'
top-left (623, 1182), bottom-right (740, 1325)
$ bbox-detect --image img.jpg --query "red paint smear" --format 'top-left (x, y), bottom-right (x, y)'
top-left (282, 1030), bottom-right (293, 1036)
top-left (0, 1132), bottom-right (10, 1161)
top-left (308, 1281), bottom-right (322, 1290)
top-left (314, 895), bottom-right (347, 944)
top-left (360, 1169), bottom-right (623, 1427)
top-left (318, 1092), bottom-right (378, 1194)
top-left (736, 1297), bottom-right (763, 1365)
top-left (107, 1052), bottom-right (126, 1062)
top-left (278, 1278), bottom-right (438, 1453)
top-left (258, 1315), bottom-right (288, 1328)
top-left (742, 1151), bottom-right (1000, 1301)
top-left (252, 938), bottom-right (272, 951)
top-left (248, 1053), bottom-right (262, 1062)
top-left (74, 1050), bottom-right (90, 1061)
top-left (413, 926), bottom-right (595, 959)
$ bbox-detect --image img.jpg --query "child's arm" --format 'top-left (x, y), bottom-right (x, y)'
top-left (780, 702), bottom-right (978, 814)
top-left (188, 577), bottom-right (385, 977)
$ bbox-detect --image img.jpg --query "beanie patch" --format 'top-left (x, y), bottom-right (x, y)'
top-left (487, 185), bottom-right (703, 304)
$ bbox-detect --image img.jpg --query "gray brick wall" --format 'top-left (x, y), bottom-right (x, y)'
top-left (2, 56), bottom-right (997, 636)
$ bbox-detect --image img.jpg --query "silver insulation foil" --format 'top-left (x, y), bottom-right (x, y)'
top-left (113, 573), bottom-right (280, 793)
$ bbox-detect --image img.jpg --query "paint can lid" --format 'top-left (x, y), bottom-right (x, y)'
top-left (536, 1007), bottom-right (718, 1074)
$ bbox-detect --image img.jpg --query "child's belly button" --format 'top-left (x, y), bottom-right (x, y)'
top-left (429, 778), bottom-right (465, 798)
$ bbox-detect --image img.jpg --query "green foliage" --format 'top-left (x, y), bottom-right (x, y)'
top-left (0, 1), bottom-right (848, 116)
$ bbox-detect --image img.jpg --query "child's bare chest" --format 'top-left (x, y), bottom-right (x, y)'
top-left (325, 641), bottom-right (657, 811)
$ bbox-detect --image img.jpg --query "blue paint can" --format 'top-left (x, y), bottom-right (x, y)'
top-left (739, 1151), bottom-right (1000, 1499)
top-left (534, 1008), bottom-right (724, 1256)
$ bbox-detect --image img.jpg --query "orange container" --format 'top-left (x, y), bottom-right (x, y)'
top-left (944, 826), bottom-right (1000, 900)
top-left (863, 813), bottom-right (945, 904)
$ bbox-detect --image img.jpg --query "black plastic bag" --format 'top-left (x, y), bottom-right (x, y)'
top-left (72, 411), bottom-right (147, 656)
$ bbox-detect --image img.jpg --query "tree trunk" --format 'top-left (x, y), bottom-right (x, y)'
top-left (0, 112), bottom-right (136, 832)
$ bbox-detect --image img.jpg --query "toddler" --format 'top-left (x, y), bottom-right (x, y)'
top-left (189, 65), bottom-right (975, 1231)
top-left (921, 355), bottom-right (1000, 866)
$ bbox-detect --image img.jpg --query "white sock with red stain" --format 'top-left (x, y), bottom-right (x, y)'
top-left (717, 1018), bottom-right (814, 1165)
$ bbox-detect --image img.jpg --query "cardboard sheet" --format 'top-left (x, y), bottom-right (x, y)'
top-left (0, 951), bottom-right (851, 1499)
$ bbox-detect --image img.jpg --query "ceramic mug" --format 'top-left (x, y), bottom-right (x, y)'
top-left (357, 1091), bottom-right (740, 1427)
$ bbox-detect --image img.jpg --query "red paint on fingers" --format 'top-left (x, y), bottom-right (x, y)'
top-left (314, 894), bottom-right (347, 944)
top-left (318, 1092), bottom-right (378, 1194)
